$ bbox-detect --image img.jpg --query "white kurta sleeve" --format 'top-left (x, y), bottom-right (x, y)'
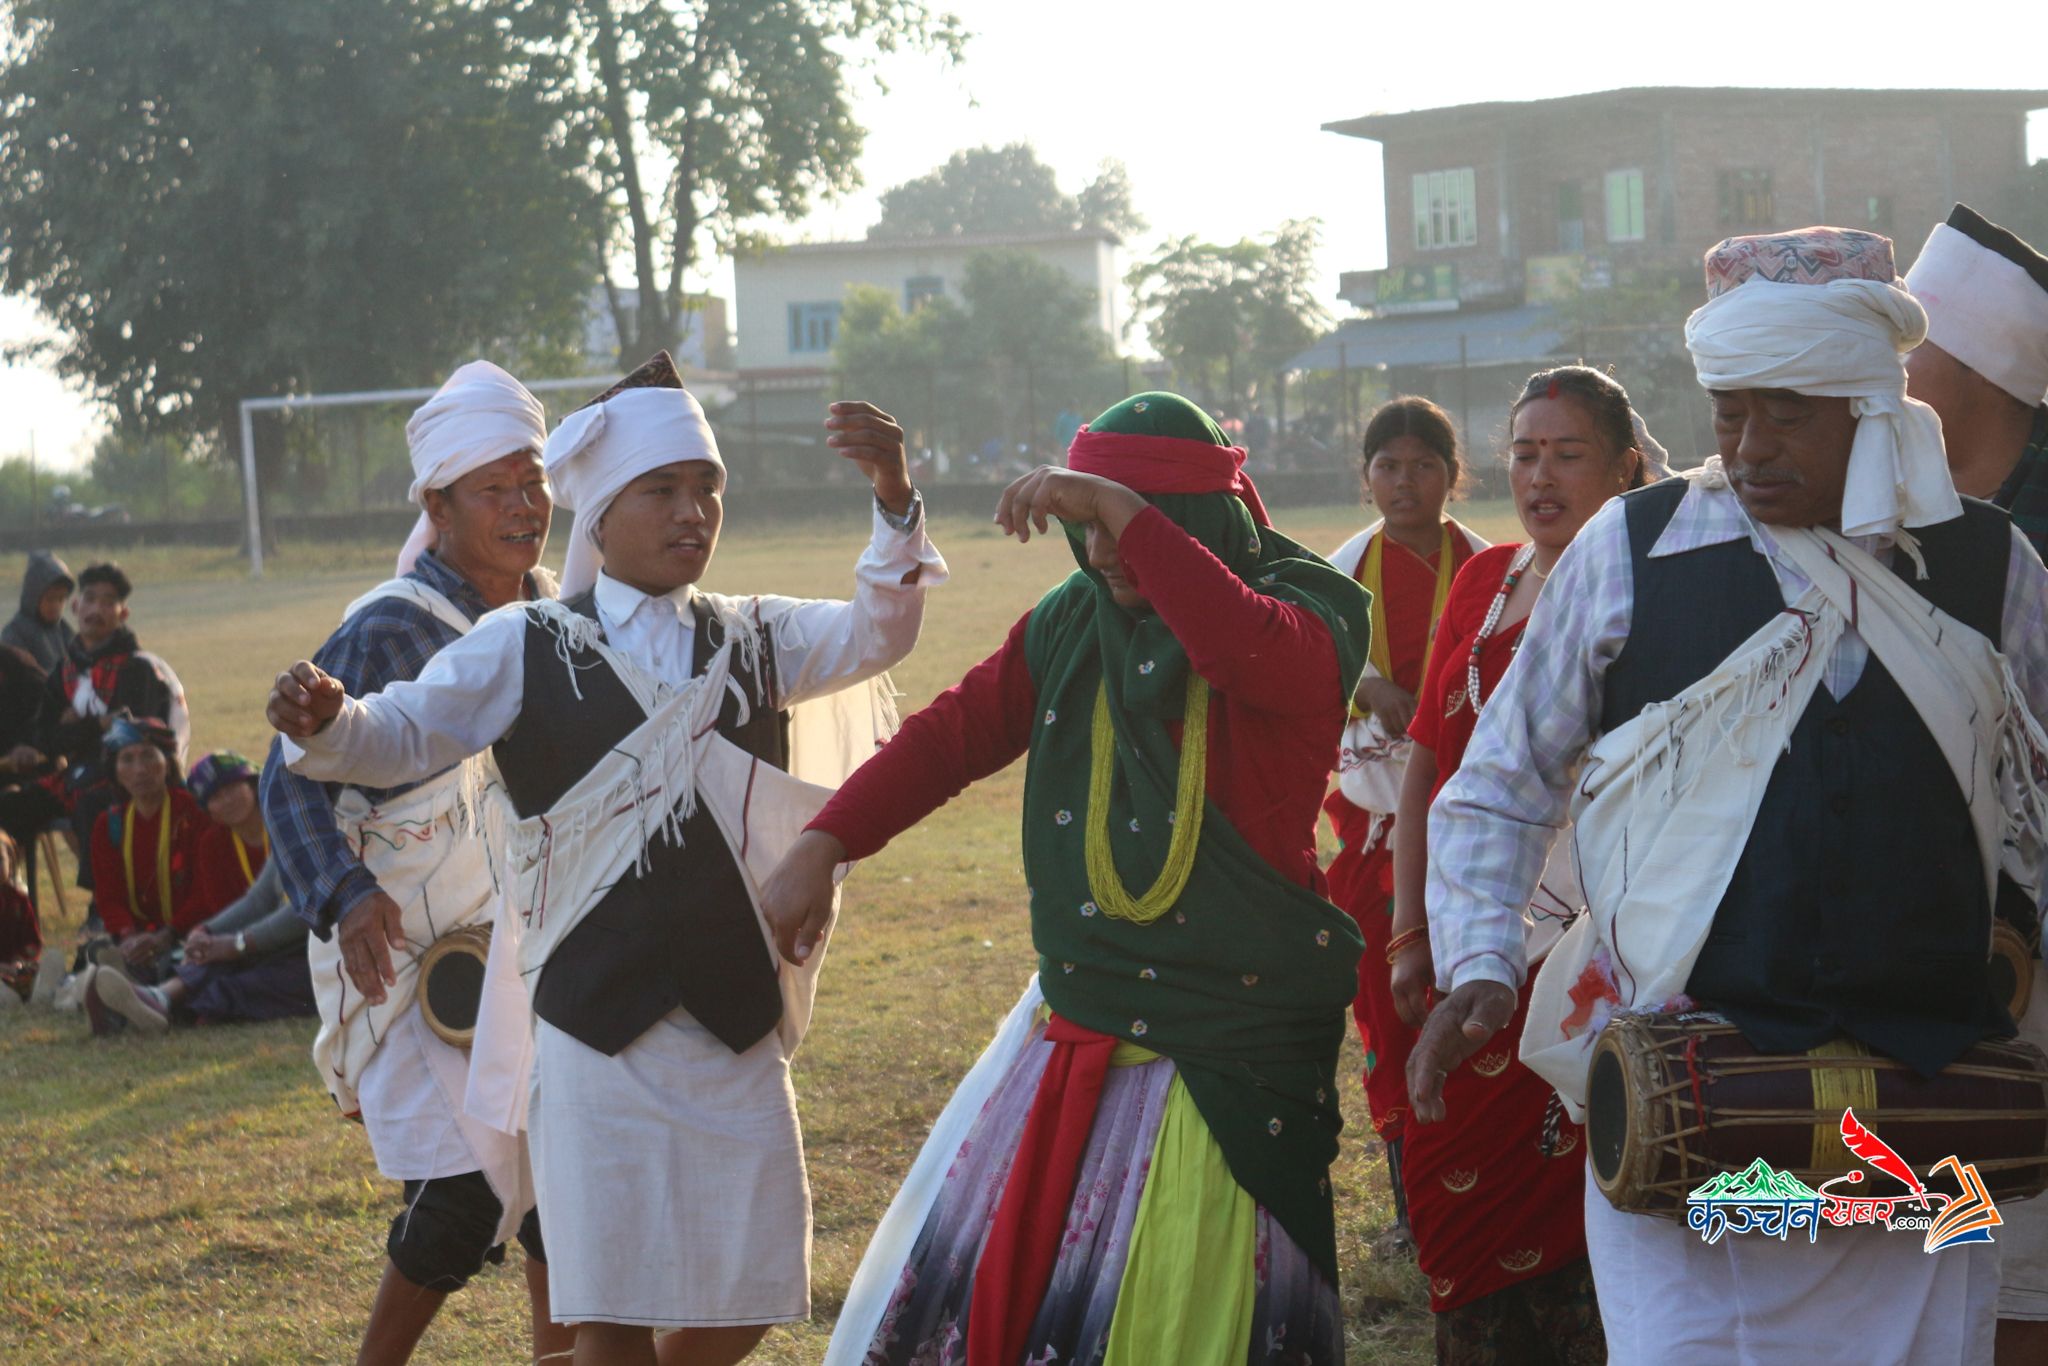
top-left (282, 606), bottom-right (529, 788)
top-left (759, 501), bottom-right (949, 708)
top-left (1425, 498), bottom-right (1635, 994)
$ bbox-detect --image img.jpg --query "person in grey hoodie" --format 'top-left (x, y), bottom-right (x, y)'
top-left (1, 552), bottom-right (75, 674)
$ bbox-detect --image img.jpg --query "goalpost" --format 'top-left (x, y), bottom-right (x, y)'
top-left (237, 374), bottom-right (619, 578)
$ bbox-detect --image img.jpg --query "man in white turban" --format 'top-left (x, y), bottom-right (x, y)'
top-left (257, 358), bottom-right (564, 1363)
top-left (267, 353), bottom-right (946, 1365)
top-left (1409, 228), bottom-right (2048, 1362)
top-left (1907, 203), bottom-right (2048, 1364)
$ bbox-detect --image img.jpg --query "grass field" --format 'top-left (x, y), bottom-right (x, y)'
top-left (0, 497), bottom-right (1527, 1364)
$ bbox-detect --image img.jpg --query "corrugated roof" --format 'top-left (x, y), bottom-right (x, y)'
top-left (1325, 86), bottom-right (2048, 142)
top-left (1284, 305), bottom-right (1566, 373)
top-left (740, 228), bottom-right (1120, 258)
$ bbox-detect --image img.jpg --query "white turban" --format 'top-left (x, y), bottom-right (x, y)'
top-left (1906, 221), bottom-right (2048, 407)
top-left (396, 360), bottom-right (549, 574)
top-left (541, 385), bottom-right (725, 600)
top-left (1685, 277), bottom-right (1960, 539)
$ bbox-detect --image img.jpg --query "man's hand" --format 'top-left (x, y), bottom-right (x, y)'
top-left (182, 926), bottom-right (241, 966)
top-left (268, 662), bottom-right (348, 739)
top-left (336, 890), bottom-right (408, 1005)
top-left (993, 466), bottom-right (1146, 545)
top-left (761, 829), bottom-right (846, 966)
top-left (1406, 980), bottom-right (1518, 1123)
top-left (1354, 676), bottom-right (1418, 735)
top-left (827, 401), bottom-right (914, 517)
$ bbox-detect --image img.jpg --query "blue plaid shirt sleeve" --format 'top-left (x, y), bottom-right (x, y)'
top-left (263, 599), bottom-right (466, 937)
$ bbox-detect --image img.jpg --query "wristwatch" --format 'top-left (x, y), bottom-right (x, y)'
top-left (233, 932), bottom-right (248, 956)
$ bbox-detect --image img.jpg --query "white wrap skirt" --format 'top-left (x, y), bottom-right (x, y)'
top-left (529, 1006), bottom-right (811, 1327)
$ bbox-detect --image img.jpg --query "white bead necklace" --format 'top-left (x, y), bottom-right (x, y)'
top-left (1466, 544), bottom-right (1538, 715)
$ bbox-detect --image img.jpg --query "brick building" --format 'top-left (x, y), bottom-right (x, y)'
top-left (1292, 86), bottom-right (2048, 465)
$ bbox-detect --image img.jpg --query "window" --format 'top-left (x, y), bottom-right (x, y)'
top-left (1604, 169), bottom-right (1645, 243)
top-left (1717, 169), bottom-right (1775, 229)
top-left (1556, 183), bottom-right (1585, 253)
top-left (787, 301), bottom-right (841, 354)
top-left (904, 275), bottom-right (945, 311)
top-left (1411, 168), bottom-right (1478, 251)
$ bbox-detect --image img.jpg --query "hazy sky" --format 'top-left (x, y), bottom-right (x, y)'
top-left (4, 0), bottom-right (2042, 470)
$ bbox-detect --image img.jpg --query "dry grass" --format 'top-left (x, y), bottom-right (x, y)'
top-left (0, 499), bottom-right (1527, 1363)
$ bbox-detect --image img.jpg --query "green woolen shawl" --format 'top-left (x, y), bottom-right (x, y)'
top-left (1019, 397), bottom-right (1371, 1284)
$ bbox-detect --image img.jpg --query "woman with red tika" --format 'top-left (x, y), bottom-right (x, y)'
top-left (1323, 396), bottom-right (1487, 1233)
top-left (1388, 367), bottom-right (1662, 1363)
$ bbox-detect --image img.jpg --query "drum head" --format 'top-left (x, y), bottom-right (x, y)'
top-left (1587, 1042), bottom-right (1630, 1190)
top-left (418, 929), bottom-right (490, 1047)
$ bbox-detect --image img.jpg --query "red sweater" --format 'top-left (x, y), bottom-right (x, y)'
top-left (91, 788), bottom-right (208, 940)
top-left (194, 823), bottom-right (269, 919)
top-left (809, 506), bottom-right (1347, 891)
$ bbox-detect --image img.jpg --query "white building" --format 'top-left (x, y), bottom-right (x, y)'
top-left (732, 229), bottom-right (1120, 372)
top-left (583, 284), bottom-right (731, 372)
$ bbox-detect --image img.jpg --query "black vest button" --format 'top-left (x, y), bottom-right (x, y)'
top-left (1827, 715), bottom-right (1851, 737)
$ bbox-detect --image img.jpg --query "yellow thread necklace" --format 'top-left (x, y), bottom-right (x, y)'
top-left (122, 797), bottom-right (173, 928)
top-left (1085, 674), bottom-right (1209, 923)
top-left (1355, 524), bottom-right (1455, 718)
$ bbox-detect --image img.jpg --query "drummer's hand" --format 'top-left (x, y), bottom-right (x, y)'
top-left (1407, 980), bottom-right (1517, 1124)
top-left (268, 661), bottom-right (347, 738)
top-left (762, 829), bottom-right (846, 965)
top-left (1389, 939), bottom-right (1435, 1030)
top-left (337, 890), bottom-right (407, 1005)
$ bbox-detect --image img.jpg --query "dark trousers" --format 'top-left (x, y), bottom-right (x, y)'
top-left (174, 949), bottom-right (316, 1024)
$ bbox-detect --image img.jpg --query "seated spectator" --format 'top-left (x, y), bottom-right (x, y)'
top-left (188, 751), bottom-right (267, 914)
top-left (2, 552), bottom-right (75, 674)
top-left (87, 858), bottom-right (313, 1032)
top-left (39, 563), bottom-right (189, 895)
top-left (0, 829), bottom-right (40, 1006)
top-left (85, 717), bottom-right (205, 1004)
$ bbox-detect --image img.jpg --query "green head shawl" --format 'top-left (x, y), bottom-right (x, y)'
top-left (1021, 392), bottom-right (1371, 1281)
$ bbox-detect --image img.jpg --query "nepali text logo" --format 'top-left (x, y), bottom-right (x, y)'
top-left (1685, 1108), bottom-right (2004, 1254)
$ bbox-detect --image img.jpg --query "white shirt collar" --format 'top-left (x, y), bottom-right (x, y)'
top-left (592, 570), bottom-right (696, 633)
top-left (1646, 470), bottom-right (1892, 562)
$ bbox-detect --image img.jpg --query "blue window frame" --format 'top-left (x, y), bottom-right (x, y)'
top-left (788, 302), bottom-right (841, 354)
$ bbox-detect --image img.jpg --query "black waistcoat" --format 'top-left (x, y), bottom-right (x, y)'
top-left (1599, 480), bottom-right (2015, 1075)
top-left (494, 593), bottom-right (789, 1056)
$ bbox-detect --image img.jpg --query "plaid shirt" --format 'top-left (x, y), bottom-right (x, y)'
top-left (1995, 405), bottom-right (2048, 563)
top-left (260, 551), bottom-right (526, 936)
top-left (1426, 479), bottom-right (2048, 993)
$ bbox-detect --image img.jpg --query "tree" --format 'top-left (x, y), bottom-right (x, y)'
top-left (511, 1), bottom-right (966, 363)
top-left (870, 144), bottom-right (1144, 240)
top-left (1127, 219), bottom-right (1329, 414)
top-left (833, 249), bottom-right (1117, 469)
top-left (0, 0), bottom-right (596, 544)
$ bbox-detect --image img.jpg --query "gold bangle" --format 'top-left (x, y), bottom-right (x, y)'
top-left (1385, 926), bottom-right (1428, 965)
